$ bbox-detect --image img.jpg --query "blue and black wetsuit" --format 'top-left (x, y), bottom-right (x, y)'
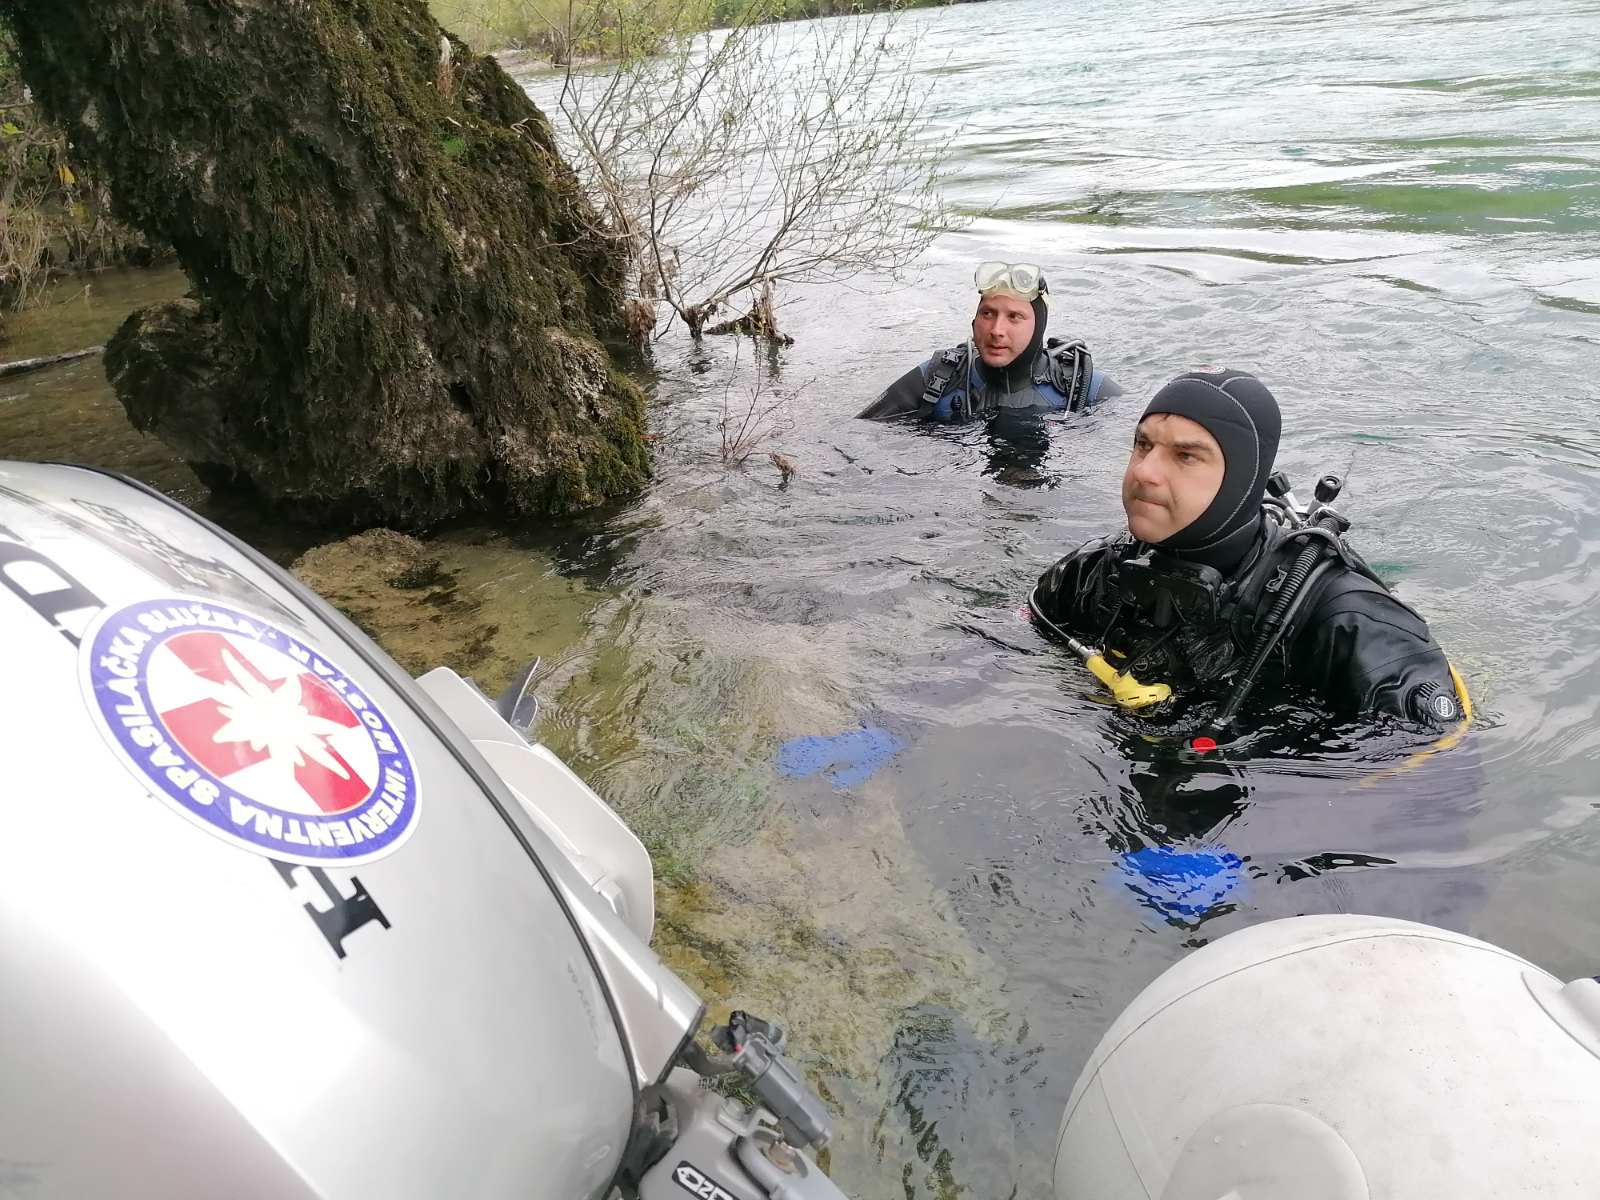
top-left (857, 338), bottom-right (1119, 423)
top-left (857, 339), bottom-right (1120, 428)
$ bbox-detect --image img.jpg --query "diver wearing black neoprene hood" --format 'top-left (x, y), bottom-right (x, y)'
top-left (1029, 369), bottom-right (1467, 726)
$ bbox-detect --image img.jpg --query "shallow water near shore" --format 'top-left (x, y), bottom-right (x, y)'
top-left (5, 0), bottom-right (1600, 1193)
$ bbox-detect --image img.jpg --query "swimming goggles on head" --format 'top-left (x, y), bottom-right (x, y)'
top-left (975, 261), bottom-right (1048, 300)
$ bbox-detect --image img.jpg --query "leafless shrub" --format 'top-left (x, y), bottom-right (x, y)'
top-left (717, 343), bottom-right (792, 465)
top-left (0, 94), bottom-right (56, 316)
top-left (0, 194), bottom-right (48, 314)
top-left (549, 0), bottom-right (958, 341)
top-left (623, 295), bottom-right (657, 347)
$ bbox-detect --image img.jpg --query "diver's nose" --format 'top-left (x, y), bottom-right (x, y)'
top-left (1129, 449), bottom-right (1164, 488)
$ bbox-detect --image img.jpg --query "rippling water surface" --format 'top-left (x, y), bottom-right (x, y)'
top-left (517, 1), bottom-right (1600, 1191)
top-left (4, 3), bottom-right (1596, 1194)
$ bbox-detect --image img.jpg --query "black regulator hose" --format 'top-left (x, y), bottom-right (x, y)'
top-left (1214, 515), bottom-right (1342, 726)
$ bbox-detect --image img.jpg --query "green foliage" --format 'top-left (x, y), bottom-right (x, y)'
top-left (703, 0), bottom-right (954, 23)
top-left (429, 0), bottom-right (700, 57)
top-left (428, 0), bottom-right (963, 57)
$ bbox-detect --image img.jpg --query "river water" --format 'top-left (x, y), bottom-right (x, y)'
top-left (4, 0), bottom-right (1599, 1194)
top-left (516, 0), bottom-right (1600, 1192)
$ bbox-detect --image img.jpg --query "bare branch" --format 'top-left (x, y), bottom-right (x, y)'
top-left (538, 1), bottom-right (961, 341)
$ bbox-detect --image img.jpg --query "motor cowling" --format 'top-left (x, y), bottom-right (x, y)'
top-left (1055, 914), bottom-right (1600, 1198)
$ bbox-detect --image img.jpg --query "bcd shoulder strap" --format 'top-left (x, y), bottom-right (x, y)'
top-left (920, 344), bottom-right (969, 410)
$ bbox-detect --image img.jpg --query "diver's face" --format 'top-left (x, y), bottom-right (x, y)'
top-left (1122, 413), bottom-right (1225, 543)
top-left (971, 292), bottom-right (1034, 367)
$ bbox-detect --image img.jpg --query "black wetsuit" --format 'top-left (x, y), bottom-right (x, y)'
top-left (1029, 368), bottom-right (1461, 726)
top-left (1030, 513), bottom-right (1461, 724)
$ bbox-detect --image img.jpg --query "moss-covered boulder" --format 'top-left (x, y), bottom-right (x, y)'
top-left (5, 0), bottom-right (649, 525)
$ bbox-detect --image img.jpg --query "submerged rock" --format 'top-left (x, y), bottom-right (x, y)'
top-left (291, 529), bottom-right (491, 676)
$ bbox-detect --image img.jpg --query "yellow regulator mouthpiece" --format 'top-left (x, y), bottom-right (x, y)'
top-left (1088, 653), bottom-right (1174, 710)
top-left (1066, 637), bottom-right (1172, 710)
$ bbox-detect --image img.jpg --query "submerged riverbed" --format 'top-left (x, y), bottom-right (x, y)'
top-left (6, 0), bottom-right (1600, 1193)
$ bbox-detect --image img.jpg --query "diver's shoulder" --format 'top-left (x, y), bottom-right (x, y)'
top-left (1036, 336), bottom-right (1119, 408)
top-left (1305, 555), bottom-right (1435, 635)
top-left (1034, 533), bottom-right (1134, 625)
top-left (901, 343), bottom-right (965, 380)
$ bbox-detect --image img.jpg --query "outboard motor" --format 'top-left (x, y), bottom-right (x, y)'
top-left (0, 461), bottom-right (843, 1199)
top-left (1054, 914), bottom-right (1600, 1197)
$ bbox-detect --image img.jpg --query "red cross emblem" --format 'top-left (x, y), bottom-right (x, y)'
top-left (154, 630), bottom-right (376, 815)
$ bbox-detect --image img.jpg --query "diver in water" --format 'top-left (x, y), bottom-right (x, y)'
top-left (856, 262), bottom-right (1120, 423)
top-left (1029, 368), bottom-right (1465, 726)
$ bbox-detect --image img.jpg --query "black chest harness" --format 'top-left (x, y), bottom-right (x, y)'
top-left (1101, 482), bottom-right (1410, 719)
top-left (920, 337), bottom-right (1096, 421)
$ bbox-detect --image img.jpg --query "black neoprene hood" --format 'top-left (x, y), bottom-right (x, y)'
top-left (1137, 369), bottom-right (1282, 571)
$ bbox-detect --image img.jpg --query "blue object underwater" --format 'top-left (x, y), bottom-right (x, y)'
top-left (1117, 844), bottom-right (1245, 921)
top-left (775, 724), bottom-right (903, 788)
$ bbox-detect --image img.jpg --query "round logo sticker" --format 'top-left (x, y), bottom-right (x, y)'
top-left (82, 598), bottom-right (419, 865)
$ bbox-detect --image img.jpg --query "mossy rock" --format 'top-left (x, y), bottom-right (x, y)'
top-left (7, 0), bottom-right (650, 528)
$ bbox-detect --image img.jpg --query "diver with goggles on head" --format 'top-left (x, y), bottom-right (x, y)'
top-left (857, 262), bottom-right (1121, 423)
top-left (1029, 369), bottom-right (1470, 730)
